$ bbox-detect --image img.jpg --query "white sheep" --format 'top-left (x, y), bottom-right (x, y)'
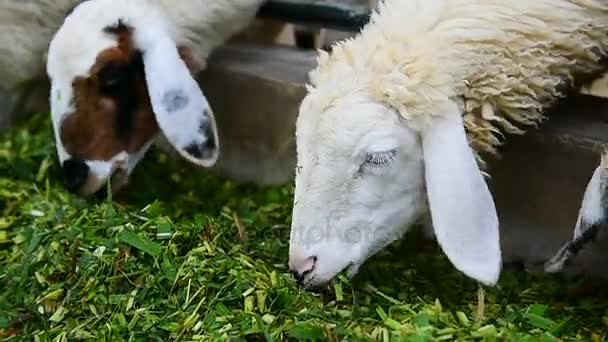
top-left (287, 0), bottom-right (608, 288)
top-left (46, 0), bottom-right (266, 196)
top-left (545, 150), bottom-right (608, 273)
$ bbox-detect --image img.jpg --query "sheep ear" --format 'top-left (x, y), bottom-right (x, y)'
top-left (421, 101), bottom-right (502, 286)
top-left (139, 33), bottom-right (219, 167)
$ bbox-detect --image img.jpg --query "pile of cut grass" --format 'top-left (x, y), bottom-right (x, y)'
top-left (1, 114), bottom-right (607, 341)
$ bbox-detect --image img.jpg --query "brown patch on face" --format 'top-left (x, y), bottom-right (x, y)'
top-left (59, 22), bottom-right (198, 162)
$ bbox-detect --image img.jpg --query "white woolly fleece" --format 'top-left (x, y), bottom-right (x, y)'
top-left (0, 0), bottom-right (265, 116)
top-left (307, 0), bottom-right (608, 164)
top-left (46, 0), bottom-right (265, 99)
top-left (47, 0), bottom-right (266, 80)
top-left (0, 0), bottom-right (78, 92)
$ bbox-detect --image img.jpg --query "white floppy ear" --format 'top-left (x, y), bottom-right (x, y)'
top-left (137, 31), bottom-right (219, 167)
top-left (421, 101), bottom-right (502, 286)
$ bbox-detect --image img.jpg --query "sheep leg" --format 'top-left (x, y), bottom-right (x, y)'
top-left (544, 223), bottom-right (605, 272)
top-left (544, 151), bottom-right (608, 273)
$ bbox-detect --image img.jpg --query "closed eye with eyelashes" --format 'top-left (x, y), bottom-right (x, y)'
top-left (364, 150), bottom-right (397, 167)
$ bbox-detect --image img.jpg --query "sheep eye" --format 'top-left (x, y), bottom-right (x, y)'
top-left (98, 63), bottom-right (127, 94)
top-left (364, 150), bottom-right (397, 167)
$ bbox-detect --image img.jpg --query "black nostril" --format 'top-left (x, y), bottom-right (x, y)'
top-left (62, 158), bottom-right (89, 193)
top-left (290, 256), bottom-right (317, 288)
top-left (290, 269), bottom-right (303, 284)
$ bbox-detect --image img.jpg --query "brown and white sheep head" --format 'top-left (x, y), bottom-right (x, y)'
top-left (47, 1), bottom-right (219, 197)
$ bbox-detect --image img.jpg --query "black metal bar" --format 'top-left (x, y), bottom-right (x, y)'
top-left (257, 0), bottom-right (371, 31)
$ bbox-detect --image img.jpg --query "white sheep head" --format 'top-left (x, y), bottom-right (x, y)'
top-left (47, 0), bottom-right (219, 196)
top-left (289, 56), bottom-right (502, 289)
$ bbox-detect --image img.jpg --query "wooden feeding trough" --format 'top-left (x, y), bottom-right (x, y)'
top-left (202, 0), bottom-right (608, 277)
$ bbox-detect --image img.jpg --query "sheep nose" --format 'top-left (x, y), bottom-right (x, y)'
top-left (289, 255), bottom-right (317, 287)
top-left (62, 158), bottom-right (89, 193)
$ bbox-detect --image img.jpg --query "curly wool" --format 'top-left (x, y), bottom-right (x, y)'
top-left (48, 0), bottom-right (266, 78)
top-left (307, 0), bottom-right (608, 167)
top-left (0, 1), bottom-right (78, 92)
top-left (0, 0), bottom-right (264, 117)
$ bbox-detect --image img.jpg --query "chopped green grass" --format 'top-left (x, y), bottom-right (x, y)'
top-left (1, 114), bottom-right (608, 341)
